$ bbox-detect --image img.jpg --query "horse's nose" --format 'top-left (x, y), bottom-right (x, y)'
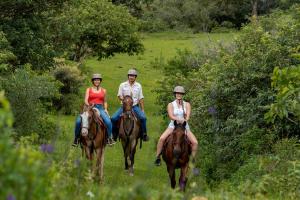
top-left (173, 148), bottom-right (181, 158)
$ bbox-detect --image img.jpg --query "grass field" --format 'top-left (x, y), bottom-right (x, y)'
top-left (53, 31), bottom-right (236, 198)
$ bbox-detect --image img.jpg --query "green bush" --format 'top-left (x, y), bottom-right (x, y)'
top-left (0, 92), bottom-right (55, 200)
top-left (2, 67), bottom-right (61, 142)
top-left (156, 6), bottom-right (300, 187)
top-left (52, 62), bottom-right (85, 114)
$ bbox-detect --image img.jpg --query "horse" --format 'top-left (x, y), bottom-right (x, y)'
top-left (80, 105), bottom-right (107, 182)
top-left (119, 95), bottom-right (141, 176)
top-left (162, 120), bottom-right (191, 191)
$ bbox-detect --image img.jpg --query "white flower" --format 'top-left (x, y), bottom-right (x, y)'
top-left (86, 191), bottom-right (95, 198)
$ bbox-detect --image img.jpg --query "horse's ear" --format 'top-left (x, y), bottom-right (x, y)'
top-left (174, 120), bottom-right (178, 126)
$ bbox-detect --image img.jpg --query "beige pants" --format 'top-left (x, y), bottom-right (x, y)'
top-left (156, 127), bottom-right (198, 158)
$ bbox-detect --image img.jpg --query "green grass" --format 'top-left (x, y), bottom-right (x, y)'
top-left (53, 31), bottom-right (236, 197)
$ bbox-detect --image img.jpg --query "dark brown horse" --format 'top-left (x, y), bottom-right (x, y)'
top-left (119, 95), bottom-right (141, 176)
top-left (162, 120), bottom-right (191, 191)
top-left (80, 105), bottom-right (107, 182)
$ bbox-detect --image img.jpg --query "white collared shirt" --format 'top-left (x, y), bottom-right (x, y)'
top-left (117, 81), bottom-right (144, 106)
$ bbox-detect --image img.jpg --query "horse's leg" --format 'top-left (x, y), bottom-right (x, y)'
top-left (129, 139), bottom-right (137, 176)
top-left (179, 164), bottom-right (189, 191)
top-left (122, 140), bottom-right (129, 170)
top-left (99, 147), bottom-right (105, 183)
top-left (167, 165), bottom-right (176, 189)
top-left (94, 147), bottom-right (103, 183)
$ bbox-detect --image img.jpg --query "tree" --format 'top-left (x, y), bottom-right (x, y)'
top-left (53, 0), bottom-right (144, 62)
top-left (0, 0), bottom-right (67, 70)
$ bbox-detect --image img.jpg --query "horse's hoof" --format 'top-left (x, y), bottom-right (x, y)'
top-left (129, 172), bottom-right (134, 176)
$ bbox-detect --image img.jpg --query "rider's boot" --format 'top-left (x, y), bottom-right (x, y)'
top-left (72, 137), bottom-right (79, 147)
top-left (154, 155), bottom-right (161, 166)
top-left (143, 133), bottom-right (149, 141)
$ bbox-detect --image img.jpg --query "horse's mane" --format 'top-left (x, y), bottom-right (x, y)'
top-left (91, 108), bottom-right (106, 129)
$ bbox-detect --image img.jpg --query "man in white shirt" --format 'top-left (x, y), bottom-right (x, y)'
top-left (111, 69), bottom-right (149, 141)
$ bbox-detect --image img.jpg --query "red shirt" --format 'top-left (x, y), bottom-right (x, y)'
top-left (88, 88), bottom-right (105, 105)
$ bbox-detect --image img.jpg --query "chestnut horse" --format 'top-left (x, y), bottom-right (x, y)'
top-left (162, 120), bottom-right (191, 191)
top-left (119, 95), bottom-right (141, 176)
top-left (80, 105), bottom-right (107, 182)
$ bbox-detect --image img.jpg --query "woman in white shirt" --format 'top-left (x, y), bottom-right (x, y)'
top-left (155, 86), bottom-right (198, 166)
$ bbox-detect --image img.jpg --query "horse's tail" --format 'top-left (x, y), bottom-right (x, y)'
top-left (139, 129), bottom-right (143, 149)
top-left (139, 137), bottom-right (142, 149)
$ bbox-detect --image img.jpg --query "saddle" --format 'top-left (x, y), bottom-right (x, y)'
top-left (162, 132), bottom-right (192, 153)
top-left (117, 111), bottom-right (141, 140)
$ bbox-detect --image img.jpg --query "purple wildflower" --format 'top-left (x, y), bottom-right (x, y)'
top-left (7, 194), bottom-right (16, 200)
top-left (208, 106), bottom-right (217, 115)
top-left (40, 144), bottom-right (54, 153)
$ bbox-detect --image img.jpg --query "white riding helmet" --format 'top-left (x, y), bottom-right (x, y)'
top-left (173, 86), bottom-right (185, 94)
top-left (91, 73), bottom-right (102, 81)
top-left (128, 69), bottom-right (138, 76)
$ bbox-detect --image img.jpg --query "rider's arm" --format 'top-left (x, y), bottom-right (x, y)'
top-left (117, 84), bottom-right (123, 101)
top-left (139, 98), bottom-right (145, 112)
top-left (185, 102), bottom-right (191, 121)
top-left (103, 89), bottom-right (109, 114)
top-left (167, 103), bottom-right (182, 122)
top-left (84, 88), bottom-right (90, 106)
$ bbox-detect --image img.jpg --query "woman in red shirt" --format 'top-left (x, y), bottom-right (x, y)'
top-left (73, 74), bottom-right (115, 146)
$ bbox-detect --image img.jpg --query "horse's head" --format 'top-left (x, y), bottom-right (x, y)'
top-left (172, 120), bottom-right (186, 158)
top-left (122, 95), bottom-right (134, 118)
top-left (81, 105), bottom-right (98, 137)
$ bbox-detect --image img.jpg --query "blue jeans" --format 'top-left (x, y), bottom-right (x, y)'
top-left (74, 104), bottom-right (113, 138)
top-left (111, 105), bottom-right (147, 135)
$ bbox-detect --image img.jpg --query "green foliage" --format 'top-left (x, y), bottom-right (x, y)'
top-left (0, 0), bottom-right (144, 70)
top-left (112, 0), bottom-right (144, 17)
top-left (265, 65), bottom-right (300, 123)
top-left (2, 67), bottom-right (61, 142)
top-left (55, 0), bottom-right (144, 62)
top-left (156, 6), bottom-right (300, 187)
top-left (142, 0), bottom-right (300, 32)
top-left (0, 91), bottom-right (13, 134)
top-left (0, 31), bottom-right (16, 72)
top-left (0, 0), bottom-right (67, 70)
top-left (52, 61), bottom-right (85, 114)
top-left (0, 92), bottom-right (54, 200)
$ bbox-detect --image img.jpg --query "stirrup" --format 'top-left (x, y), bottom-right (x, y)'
top-left (154, 157), bottom-right (161, 166)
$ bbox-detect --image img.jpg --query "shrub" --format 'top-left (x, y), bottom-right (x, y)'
top-left (52, 62), bottom-right (85, 114)
top-left (2, 67), bottom-right (61, 142)
top-left (0, 92), bottom-right (55, 200)
top-left (156, 6), bottom-right (300, 186)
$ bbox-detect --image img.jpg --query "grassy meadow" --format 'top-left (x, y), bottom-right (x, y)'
top-left (53, 32), bottom-right (236, 198)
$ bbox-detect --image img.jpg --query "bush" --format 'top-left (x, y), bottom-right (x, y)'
top-left (52, 62), bottom-right (85, 114)
top-left (156, 6), bottom-right (300, 187)
top-left (2, 67), bottom-right (61, 142)
top-left (0, 92), bottom-right (55, 200)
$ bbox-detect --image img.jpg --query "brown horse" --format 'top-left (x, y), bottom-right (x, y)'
top-left (80, 105), bottom-right (107, 182)
top-left (162, 120), bottom-right (191, 191)
top-left (119, 95), bottom-right (141, 176)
